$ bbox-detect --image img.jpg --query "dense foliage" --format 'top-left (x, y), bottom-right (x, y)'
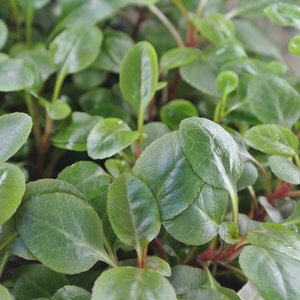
top-left (1, 0), bottom-right (300, 299)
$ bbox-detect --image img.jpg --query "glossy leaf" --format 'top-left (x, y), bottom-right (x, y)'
top-left (289, 34), bottom-right (300, 55)
top-left (0, 163), bottom-right (26, 225)
top-left (105, 159), bottom-right (129, 178)
top-left (87, 118), bottom-right (139, 160)
top-left (219, 221), bottom-right (240, 244)
top-left (0, 285), bottom-right (10, 300)
top-left (281, 201), bottom-right (300, 229)
top-left (247, 75), bottom-right (300, 128)
top-left (193, 13), bottom-right (235, 44)
top-left (16, 181), bottom-right (113, 274)
top-left (146, 256), bottom-right (171, 277)
top-left (160, 100), bottom-right (198, 129)
top-left (0, 113), bottom-right (32, 163)
top-left (49, 25), bottom-right (103, 76)
top-left (107, 173), bottom-right (160, 252)
top-left (133, 132), bottom-right (202, 220)
top-left (0, 59), bottom-right (34, 91)
top-left (13, 264), bottom-right (68, 300)
top-left (264, 3), bottom-right (300, 29)
top-left (244, 124), bottom-right (298, 157)
top-left (0, 20), bottom-right (8, 49)
top-left (45, 100), bottom-right (71, 120)
top-left (91, 267), bottom-right (177, 300)
top-left (240, 223), bottom-right (300, 299)
top-left (269, 156), bottom-right (300, 184)
top-left (236, 161), bottom-right (258, 191)
top-left (160, 47), bottom-right (201, 70)
top-left (179, 117), bottom-right (243, 193)
top-left (216, 70), bottom-right (239, 95)
top-left (51, 112), bottom-right (101, 151)
top-left (52, 286), bottom-right (91, 300)
top-left (120, 41), bottom-right (158, 115)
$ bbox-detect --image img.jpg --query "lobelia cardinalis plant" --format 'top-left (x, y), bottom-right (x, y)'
top-left (1, 0), bottom-right (300, 299)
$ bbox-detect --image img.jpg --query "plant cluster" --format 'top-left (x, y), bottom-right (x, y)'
top-left (1, 0), bottom-right (300, 299)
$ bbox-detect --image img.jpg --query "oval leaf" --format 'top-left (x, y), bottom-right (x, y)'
top-left (45, 100), bottom-right (71, 120)
top-left (52, 286), bottom-right (91, 300)
top-left (91, 267), bottom-right (177, 300)
top-left (107, 173), bottom-right (160, 252)
top-left (87, 118), bottom-right (139, 159)
top-left (216, 70), bottom-right (239, 95)
top-left (289, 33), bottom-right (300, 55)
top-left (0, 284), bottom-right (10, 300)
top-left (0, 113), bottom-right (32, 163)
top-left (120, 41), bottom-right (158, 114)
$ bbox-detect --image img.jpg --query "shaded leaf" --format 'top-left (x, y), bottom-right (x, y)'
top-left (0, 20), bottom-right (8, 49)
top-left (52, 286), bottom-right (91, 300)
top-left (45, 100), bottom-right (71, 120)
top-left (0, 284), bottom-right (10, 300)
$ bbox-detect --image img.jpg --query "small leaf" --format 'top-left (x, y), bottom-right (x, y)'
top-left (281, 201), bottom-right (300, 229)
top-left (219, 222), bottom-right (240, 244)
top-left (0, 113), bottom-right (32, 163)
top-left (107, 173), bottom-right (160, 253)
top-left (289, 34), bottom-right (300, 55)
top-left (91, 267), bottom-right (177, 300)
top-left (52, 286), bottom-right (91, 300)
top-left (146, 256), bottom-right (171, 277)
top-left (237, 161), bottom-right (258, 191)
top-left (244, 124), bottom-right (298, 157)
top-left (269, 155), bottom-right (300, 184)
top-left (264, 3), bottom-right (300, 29)
top-left (45, 100), bottom-right (71, 120)
top-left (49, 25), bottom-right (103, 76)
top-left (216, 71), bottom-right (239, 95)
top-left (120, 41), bottom-right (158, 115)
top-left (0, 163), bottom-right (26, 225)
top-left (0, 20), bottom-right (8, 49)
top-left (105, 159), bottom-right (129, 178)
top-left (0, 59), bottom-right (34, 91)
top-left (0, 284), bottom-right (10, 300)
top-left (87, 118), bottom-right (139, 160)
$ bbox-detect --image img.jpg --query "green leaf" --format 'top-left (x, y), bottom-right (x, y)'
top-left (193, 13), bottom-right (235, 44)
top-left (45, 100), bottom-right (71, 120)
top-left (289, 34), bottom-right (300, 55)
top-left (236, 161), bottom-right (258, 191)
top-left (146, 256), bottom-right (171, 277)
top-left (160, 100), bottom-right (198, 130)
top-left (16, 180), bottom-right (113, 274)
top-left (94, 30), bottom-right (134, 73)
top-left (281, 201), bottom-right (300, 229)
top-left (179, 117), bottom-right (243, 192)
top-left (107, 173), bottom-right (160, 253)
top-left (133, 132), bottom-right (202, 220)
top-left (244, 124), bottom-right (298, 157)
top-left (0, 284), bottom-right (10, 300)
top-left (240, 223), bottom-right (300, 300)
top-left (52, 286), bottom-right (91, 300)
top-left (160, 47), bottom-right (201, 70)
top-left (247, 75), bottom-right (300, 128)
top-left (0, 59), bottom-right (34, 91)
top-left (13, 264), bottom-right (68, 300)
top-left (73, 68), bottom-right (107, 90)
top-left (219, 221), bottom-right (240, 244)
top-left (264, 3), bottom-right (300, 29)
top-left (0, 20), bottom-right (8, 49)
top-left (120, 41), bottom-right (158, 115)
top-left (269, 156), bottom-right (300, 184)
top-left (87, 118), bottom-right (139, 160)
top-left (0, 163), bottom-right (26, 225)
top-left (105, 159), bottom-right (129, 178)
top-left (51, 112), bottom-right (101, 151)
top-left (91, 267), bottom-right (177, 300)
top-left (0, 113), bottom-right (32, 163)
top-left (49, 25), bottom-right (103, 76)
top-left (216, 70), bottom-right (239, 95)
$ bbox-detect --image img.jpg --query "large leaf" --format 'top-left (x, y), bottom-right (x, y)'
top-left (120, 41), bottom-right (158, 115)
top-left (13, 264), bottom-right (68, 300)
top-left (240, 223), bottom-right (300, 300)
top-left (91, 267), bottom-right (177, 300)
top-left (244, 124), bottom-right (298, 157)
top-left (107, 173), bottom-right (160, 253)
top-left (49, 25), bottom-right (103, 76)
top-left (133, 132), bottom-right (202, 220)
top-left (16, 180), bottom-right (113, 274)
top-left (0, 163), bottom-right (26, 225)
top-left (0, 113), bottom-right (32, 163)
top-left (0, 59), bottom-right (34, 91)
top-left (247, 75), bottom-right (300, 128)
top-left (179, 117), bottom-right (243, 193)
top-left (87, 118), bottom-right (139, 159)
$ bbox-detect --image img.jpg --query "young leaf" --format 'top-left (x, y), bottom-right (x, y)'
top-left (16, 180), bottom-right (113, 274)
top-left (247, 75), bottom-right (300, 128)
top-left (91, 267), bottom-right (177, 300)
top-left (146, 256), bottom-right (171, 277)
top-left (0, 59), bottom-right (34, 91)
top-left (289, 34), bottom-right (300, 55)
top-left (0, 113), bottom-right (32, 163)
top-left (216, 71), bottom-right (239, 96)
top-left (87, 118), bottom-right (139, 160)
top-left (264, 3), bottom-right (300, 29)
top-left (120, 41), bottom-right (158, 115)
top-left (52, 286), bottom-right (91, 300)
top-left (49, 25), bottom-right (103, 76)
top-left (0, 163), bottom-right (26, 225)
top-left (269, 155), bottom-right (300, 184)
top-left (244, 124), bottom-right (298, 157)
top-left (45, 100), bottom-right (71, 120)
top-left (219, 222), bottom-right (240, 244)
top-left (107, 173), bottom-right (160, 253)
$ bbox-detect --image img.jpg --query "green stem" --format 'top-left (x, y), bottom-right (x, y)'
top-left (0, 252), bottom-right (10, 279)
top-left (203, 264), bottom-right (218, 291)
top-left (183, 246), bottom-right (198, 264)
top-left (103, 237), bottom-right (119, 267)
top-left (25, 1), bottom-right (34, 47)
top-left (196, 0), bottom-right (208, 18)
top-left (229, 187), bottom-right (239, 225)
top-left (294, 154), bottom-right (300, 168)
top-left (215, 260), bottom-right (245, 277)
top-left (148, 5), bottom-right (185, 47)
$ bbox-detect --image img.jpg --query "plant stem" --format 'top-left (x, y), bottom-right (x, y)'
top-left (229, 187), bottom-right (239, 225)
top-left (25, 1), bottom-right (34, 47)
top-left (0, 252), bottom-right (10, 280)
top-left (148, 5), bottom-right (185, 48)
top-left (196, 0), bottom-right (208, 18)
top-left (215, 260), bottom-right (245, 277)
